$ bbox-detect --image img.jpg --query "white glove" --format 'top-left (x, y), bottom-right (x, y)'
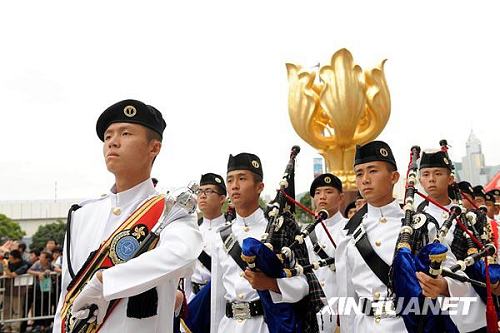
top-left (72, 273), bottom-right (110, 325)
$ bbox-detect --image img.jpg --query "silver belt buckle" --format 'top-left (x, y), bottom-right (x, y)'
top-left (352, 223), bottom-right (366, 244)
top-left (232, 302), bottom-right (251, 320)
top-left (372, 299), bottom-right (397, 319)
top-left (223, 233), bottom-right (236, 253)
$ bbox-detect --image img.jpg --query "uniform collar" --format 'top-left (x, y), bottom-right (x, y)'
top-left (324, 211), bottom-right (344, 226)
top-left (235, 207), bottom-right (265, 226)
top-left (109, 178), bottom-right (157, 208)
top-left (366, 199), bottom-right (401, 219)
top-left (202, 214), bottom-right (226, 228)
top-left (427, 200), bottom-right (452, 213)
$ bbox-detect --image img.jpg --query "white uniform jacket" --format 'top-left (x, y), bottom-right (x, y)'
top-left (305, 211), bottom-right (347, 301)
top-left (184, 214), bottom-right (226, 302)
top-left (53, 179), bottom-right (202, 333)
top-left (210, 208), bottom-right (309, 333)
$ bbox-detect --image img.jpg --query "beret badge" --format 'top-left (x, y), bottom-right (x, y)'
top-left (123, 105), bottom-right (137, 118)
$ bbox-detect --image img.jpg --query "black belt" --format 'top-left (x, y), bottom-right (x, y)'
top-left (359, 297), bottom-right (398, 318)
top-left (191, 281), bottom-right (207, 295)
top-left (225, 300), bottom-right (264, 320)
top-left (360, 297), bottom-right (376, 316)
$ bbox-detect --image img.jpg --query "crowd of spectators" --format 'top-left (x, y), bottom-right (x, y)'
top-left (1, 239), bottom-right (62, 333)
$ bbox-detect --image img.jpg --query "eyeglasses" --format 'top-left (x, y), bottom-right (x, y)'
top-left (195, 188), bottom-right (222, 196)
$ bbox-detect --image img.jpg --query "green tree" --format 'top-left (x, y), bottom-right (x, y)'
top-left (295, 193), bottom-right (314, 224)
top-left (0, 214), bottom-right (25, 240)
top-left (259, 197), bottom-right (267, 210)
top-left (31, 220), bottom-right (66, 251)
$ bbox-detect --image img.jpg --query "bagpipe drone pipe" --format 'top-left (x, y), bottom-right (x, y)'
top-left (239, 145), bottom-right (335, 333)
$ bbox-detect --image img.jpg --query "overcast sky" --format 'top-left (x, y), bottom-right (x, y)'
top-left (0, 1), bottom-right (499, 201)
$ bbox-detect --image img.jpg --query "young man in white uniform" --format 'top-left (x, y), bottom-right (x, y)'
top-left (53, 99), bottom-right (202, 333)
top-left (305, 173), bottom-right (347, 301)
top-left (184, 173), bottom-right (228, 302)
top-left (210, 152), bottom-right (309, 333)
top-left (335, 141), bottom-right (470, 332)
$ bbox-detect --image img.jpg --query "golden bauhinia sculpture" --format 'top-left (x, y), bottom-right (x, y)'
top-left (287, 48), bottom-right (391, 190)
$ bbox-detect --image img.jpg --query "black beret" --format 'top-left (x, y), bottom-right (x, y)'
top-left (354, 141), bottom-right (397, 170)
top-left (472, 185), bottom-right (486, 199)
top-left (448, 185), bottom-right (457, 201)
top-left (485, 192), bottom-right (495, 203)
top-left (227, 153), bottom-right (263, 178)
top-left (200, 173), bottom-right (227, 196)
top-left (309, 173), bottom-right (343, 196)
top-left (344, 201), bottom-right (356, 218)
top-left (457, 181), bottom-right (474, 197)
top-left (419, 151), bottom-right (451, 170)
top-left (96, 99), bottom-right (166, 141)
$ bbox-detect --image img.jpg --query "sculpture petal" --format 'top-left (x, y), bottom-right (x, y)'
top-left (319, 48), bottom-right (366, 147)
top-left (286, 63), bottom-right (334, 150)
top-left (353, 59), bottom-right (391, 144)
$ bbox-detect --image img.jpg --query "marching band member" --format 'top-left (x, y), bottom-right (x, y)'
top-left (210, 152), bottom-right (309, 333)
top-left (184, 173), bottom-right (228, 302)
top-left (305, 173), bottom-right (347, 300)
top-left (335, 141), bottom-right (408, 332)
top-left (53, 99), bottom-right (202, 333)
top-left (416, 150), bottom-right (486, 332)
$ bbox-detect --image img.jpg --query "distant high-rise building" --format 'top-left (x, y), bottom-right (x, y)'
top-left (455, 130), bottom-right (500, 185)
top-left (313, 157), bottom-right (324, 178)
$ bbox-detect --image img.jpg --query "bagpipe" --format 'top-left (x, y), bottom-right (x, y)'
top-left (438, 140), bottom-right (500, 328)
top-left (62, 184), bottom-right (198, 333)
top-left (179, 205), bottom-right (236, 333)
top-left (239, 145), bottom-right (336, 333)
top-left (391, 141), bottom-right (499, 333)
top-left (390, 145), bottom-right (450, 333)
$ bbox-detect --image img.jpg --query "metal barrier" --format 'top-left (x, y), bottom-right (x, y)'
top-left (0, 272), bottom-right (61, 332)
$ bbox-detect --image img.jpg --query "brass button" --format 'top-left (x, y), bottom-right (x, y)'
top-left (243, 226), bottom-right (250, 232)
top-left (321, 243), bottom-right (326, 249)
top-left (112, 207), bottom-right (121, 215)
top-left (238, 293), bottom-right (244, 300)
top-left (379, 217), bottom-right (387, 224)
top-left (373, 291), bottom-right (381, 300)
top-left (240, 272), bottom-right (245, 277)
top-left (375, 240), bottom-right (381, 247)
top-left (375, 317), bottom-right (381, 324)
top-left (320, 281), bottom-right (325, 287)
